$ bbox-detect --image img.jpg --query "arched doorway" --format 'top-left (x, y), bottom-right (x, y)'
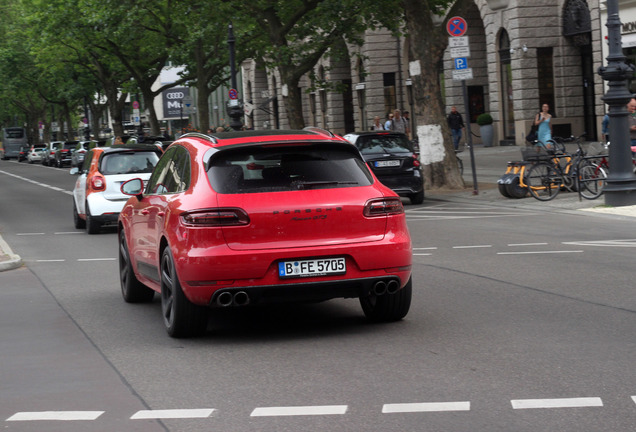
top-left (498, 29), bottom-right (515, 143)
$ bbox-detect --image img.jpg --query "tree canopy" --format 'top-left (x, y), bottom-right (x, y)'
top-left (0, 0), bottom-right (466, 188)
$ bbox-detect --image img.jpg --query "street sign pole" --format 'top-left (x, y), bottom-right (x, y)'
top-left (462, 80), bottom-right (478, 195)
top-left (448, 16), bottom-right (478, 194)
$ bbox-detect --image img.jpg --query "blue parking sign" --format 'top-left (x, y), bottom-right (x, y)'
top-left (454, 58), bottom-right (468, 70)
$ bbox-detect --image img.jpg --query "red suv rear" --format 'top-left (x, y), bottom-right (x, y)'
top-left (118, 129), bottom-right (413, 338)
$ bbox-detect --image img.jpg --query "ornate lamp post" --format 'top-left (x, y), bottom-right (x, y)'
top-left (227, 23), bottom-right (244, 131)
top-left (598, 0), bottom-right (636, 206)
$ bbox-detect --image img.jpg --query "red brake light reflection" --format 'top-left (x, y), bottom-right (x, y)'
top-left (181, 208), bottom-right (250, 227)
top-left (91, 175), bottom-right (106, 191)
top-left (364, 198), bottom-right (404, 217)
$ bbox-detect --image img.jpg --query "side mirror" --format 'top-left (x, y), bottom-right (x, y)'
top-left (121, 178), bottom-right (144, 198)
top-left (69, 167), bottom-right (79, 175)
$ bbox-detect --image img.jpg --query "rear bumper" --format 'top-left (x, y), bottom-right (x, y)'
top-left (86, 193), bottom-right (128, 221)
top-left (208, 275), bottom-right (406, 307)
top-left (377, 174), bottom-right (424, 195)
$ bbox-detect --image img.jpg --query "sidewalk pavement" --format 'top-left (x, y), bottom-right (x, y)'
top-left (1, 143), bottom-right (635, 272)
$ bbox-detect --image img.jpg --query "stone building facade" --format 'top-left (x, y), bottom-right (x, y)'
top-left (240, 0), bottom-right (605, 146)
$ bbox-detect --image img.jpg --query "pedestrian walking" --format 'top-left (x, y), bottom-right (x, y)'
top-left (447, 106), bottom-right (465, 150)
top-left (384, 112), bottom-right (394, 131)
top-left (370, 116), bottom-right (384, 130)
top-left (389, 109), bottom-right (410, 136)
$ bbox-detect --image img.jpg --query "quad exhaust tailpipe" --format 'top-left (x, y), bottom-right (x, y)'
top-left (216, 291), bottom-right (250, 307)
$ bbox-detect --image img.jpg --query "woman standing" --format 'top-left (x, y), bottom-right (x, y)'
top-left (534, 104), bottom-right (553, 148)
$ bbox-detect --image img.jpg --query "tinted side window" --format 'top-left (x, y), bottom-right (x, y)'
top-left (146, 146), bottom-right (189, 194)
top-left (82, 150), bottom-right (93, 172)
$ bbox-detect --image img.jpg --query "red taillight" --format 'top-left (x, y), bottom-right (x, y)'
top-left (364, 198), bottom-right (404, 217)
top-left (91, 175), bottom-right (106, 191)
top-left (181, 208), bottom-right (250, 227)
top-left (412, 156), bottom-right (421, 167)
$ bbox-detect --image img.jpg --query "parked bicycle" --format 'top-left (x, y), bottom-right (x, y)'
top-left (524, 134), bottom-right (604, 201)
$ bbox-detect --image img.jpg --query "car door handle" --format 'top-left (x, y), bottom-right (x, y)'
top-left (140, 209), bottom-right (149, 215)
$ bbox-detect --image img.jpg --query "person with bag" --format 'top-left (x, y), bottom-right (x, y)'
top-left (534, 103), bottom-right (553, 148)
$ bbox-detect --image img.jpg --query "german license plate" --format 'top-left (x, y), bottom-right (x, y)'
top-left (278, 257), bottom-right (346, 278)
top-left (375, 160), bottom-right (400, 167)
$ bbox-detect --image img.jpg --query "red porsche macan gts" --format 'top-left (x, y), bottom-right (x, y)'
top-left (118, 128), bottom-right (413, 337)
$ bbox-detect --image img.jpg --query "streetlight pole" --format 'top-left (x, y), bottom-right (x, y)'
top-left (598, 0), bottom-right (636, 206)
top-left (227, 23), bottom-right (243, 131)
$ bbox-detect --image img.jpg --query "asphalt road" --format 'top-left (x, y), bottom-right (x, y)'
top-left (0, 157), bottom-right (635, 431)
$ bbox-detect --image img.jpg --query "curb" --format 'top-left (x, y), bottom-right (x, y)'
top-left (0, 234), bottom-right (22, 272)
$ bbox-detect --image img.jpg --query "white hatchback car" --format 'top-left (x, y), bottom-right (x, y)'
top-left (71, 144), bottom-right (162, 234)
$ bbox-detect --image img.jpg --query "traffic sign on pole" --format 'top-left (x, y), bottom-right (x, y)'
top-left (447, 16), bottom-right (468, 37)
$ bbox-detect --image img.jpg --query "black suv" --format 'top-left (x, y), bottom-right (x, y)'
top-left (344, 131), bottom-right (424, 204)
top-left (54, 141), bottom-right (79, 168)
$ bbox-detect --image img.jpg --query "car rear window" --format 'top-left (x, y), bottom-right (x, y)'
top-left (100, 151), bottom-right (160, 175)
top-left (355, 135), bottom-right (414, 155)
top-left (207, 144), bottom-right (373, 194)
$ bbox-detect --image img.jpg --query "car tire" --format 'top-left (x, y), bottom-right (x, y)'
top-left (73, 199), bottom-right (86, 229)
top-left (160, 247), bottom-right (208, 338)
top-left (119, 230), bottom-right (154, 303)
top-left (360, 277), bottom-right (412, 323)
top-left (85, 202), bottom-right (101, 234)
top-left (409, 190), bottom-right (424, 205)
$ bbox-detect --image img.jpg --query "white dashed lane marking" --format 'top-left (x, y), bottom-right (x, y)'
top-left (5, 396), bottom-right (634, 422)
top-left (382, 401), bottom-right (470, 413)
top-left (130, 409), bottom-right (215, 419)
top-left (251, 405), bottom-right (348, 417)
top-left (511, 397), bottom-right (603, 410)
top-left (7, 411), bottom-right (104, 421)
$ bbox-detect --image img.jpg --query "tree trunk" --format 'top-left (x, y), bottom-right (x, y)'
top-left (279, 68), bottom-right (305, 130)
top-left (403, 0), bottom-right (464, 190)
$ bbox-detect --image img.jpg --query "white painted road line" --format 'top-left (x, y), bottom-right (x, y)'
top-left (35, 259), bottom-right (66, 262)
top-left (498, 250), bottom-right (584, 255)
top-left (453, 245), bottom-right (492, 249)
top-left (507, 242), bottom-right (549, 247)
top-left (130, 409), bottom-right (215, 419)
top-left (511, 397), bottom-right (603, 410)
top-left (54, 232), bottom-right (84, 235)
top-left (7, 411), bottom-right (104, 421)
top-left (16, 233), bottom-right (45, 236)
top-left (382, 401), bottom-right (470, 413)
top-left (251, 405), bottom-right (348, 417)
top-left (77, 258), bottom-right (116, 262)
top-left (632, 396), bottom-right (636, 405)
top-left (0, 170), bottom-right (73, 195)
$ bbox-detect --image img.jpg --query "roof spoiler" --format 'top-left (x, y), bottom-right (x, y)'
top-left (302, 126), bottom-right (335, 138)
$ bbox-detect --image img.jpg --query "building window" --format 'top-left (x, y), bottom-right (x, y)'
top-left (537, 47), bottom-right (555, 115)
top-left (383, 73), bottom-right (396, 117)
top-left (498, 29), bottom-right (515, 139)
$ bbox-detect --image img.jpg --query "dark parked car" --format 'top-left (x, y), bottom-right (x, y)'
top-left (343, 131), bottom-right (424, 204)
top-left (118, 129), bottom-right (413, 338)
top-left (54, 141), bottom-right (79, 168)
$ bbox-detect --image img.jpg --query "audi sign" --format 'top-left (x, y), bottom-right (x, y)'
top-left (162, 87), bottom-right (190, 118)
